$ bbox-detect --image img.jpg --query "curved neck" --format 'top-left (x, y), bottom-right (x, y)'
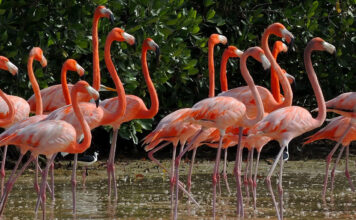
top-left (61, 65), bottom-right (71, 105)
top-left (70, 87), bottom-right (92, 153)
top-left (219, 53), bottom-right (229, 92)
top-left (27, 56), bottom-right (43, 115)
top-left (304, 46), bottom-right (326, 127)
top-left (102, 37), bottom-right (127, 124)
top-left (92, 14), bottom-right (101, 91)
top-left (261, 30), bottom-right (292, 108)
top-left (138, 49), bottom-right (159, 118)
top-left (208, 42), bottom-right (215, 97)
top-left (0, 90), bottom-right (15, 126)
top-left (240, 51), bottom-right (264, 127)
top-left (271, 46), bottom-right (281, 103)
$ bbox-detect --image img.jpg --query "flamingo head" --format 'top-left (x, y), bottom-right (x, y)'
top-left (30, 47), bottom-right (47, 67)
top-left (273, 41), bottom-right (288, 54)
top-left (310, 37), bottom-right (336, 54)
top-left (267, 23), bottom-right (295, 49)
top-left (246, 46), bottom-right (271, 70)
top-left (75, 81), bottom-right (100, 107)
top-left (209, 34), bottom-right (228, 46)
top-left (144, 38), bottom-right (160, 65)
top-left (96, 6), bottom-right (115, 25)
top-left (109, 28), bottom-right (136, 46)
top-left (0, 56), bottom-right (18, 75)
top-left (63, 59), bottom-right (85, 77)
top-left (223, 45), bottom-right (243, 58)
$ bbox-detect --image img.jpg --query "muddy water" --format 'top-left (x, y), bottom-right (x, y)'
top-left (1, 158), bottom-right (356, 219)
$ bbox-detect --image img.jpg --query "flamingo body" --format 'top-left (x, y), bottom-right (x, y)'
top-left (324, 92), bottom-right (356, 117)
top-left (0, 96), bottom-right (30, 128)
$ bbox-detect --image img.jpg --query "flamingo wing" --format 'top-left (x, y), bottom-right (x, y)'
top-left (325, 92), bottom-right (356, 117)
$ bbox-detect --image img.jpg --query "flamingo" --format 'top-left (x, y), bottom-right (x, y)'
top-left (43, 27), bottom-right (134, 213)
top-left (99, 38), bottom-right (160, 200)
top-left (173, 46), bottom-right (270, 219)
top-left (0, 48), bottom-right (47, 197)
top-left (142, 33), bottom-right (228, 207)
top-left (248, 37), bottom-right (336, 220)
top-left (322, 92), bottom-right (356, 118)
top-left (27, 5), bottom-right (115, 113)
top-left (303, 116), bottom-right (356, 200)
top-left (0, 80), bottom-right (99, 219)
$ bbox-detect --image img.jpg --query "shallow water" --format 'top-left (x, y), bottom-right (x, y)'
top-left (1, 158), bottom-right (356, 219)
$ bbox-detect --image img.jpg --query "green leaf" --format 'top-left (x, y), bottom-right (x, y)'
top-left (191, 25), bottom-right (200, 34)
top-left (183, 59), bottom-right (197, 70)
top-left (204, 0), bottom-right (214, 7)
top-left (206, 9), bottom-right (215, 20)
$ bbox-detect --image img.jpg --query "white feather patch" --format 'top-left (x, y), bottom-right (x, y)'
top-left (6, 61), bottom-right (18, 75)
top-left (260, 54), bottom-right (271, 70)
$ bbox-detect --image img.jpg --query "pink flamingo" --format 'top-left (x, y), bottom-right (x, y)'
top-left (304, 116), bottom-right (356, 201)
top-left (44, 27), bottom-right (134, 213)
top-left (173, 46), bottom-right (270, 219)
top-left (248, 37), bottom-right (336, 220)
top-left (0, 48), bottom-right (47, 197)
top-left (142, 33), bottom-right (228, 207)
top-left (0, 80), bottom-right (99, 219)
top-left (322, 92), bottom-right (356, 118)
top-left (99, 38), bottom-right (160, 200)
top-left (27, 5), bottom-right (115, 113)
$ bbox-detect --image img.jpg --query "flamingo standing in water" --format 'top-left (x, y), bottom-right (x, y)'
top-left (248, 37), bottom-right (336, 220)
top-left (27, 5), bottom-right (115, 113)
top-left (0, 81), bottom-right (99, 219)
top-left (142, 33), bottom-right (228, 207)
top-left (173, 46), bottom-right (270, 219)
top-left (44, 27), bottom-right (134, 213)
top-left (99, 38), bottom-right (160, 200)
top-left (0, 48), bottom-right (47, 197)
top-left (304, 116), bottom-right (356, 200)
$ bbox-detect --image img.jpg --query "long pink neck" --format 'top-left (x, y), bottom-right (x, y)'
top-left (69, 86), bottom-right (92, 153)
top-left (27, 56), bottom-right (43, 115)
top-left (0, 89), bottom-right (15, 126)
top-left (92, 14), bottom-right (101, 91)
top-left (304, 45), bottom-right (326, 127)
top-left (261, 30), bottom-right (292, 108)
top-left (271, 46), bottom-right (282, 103)
top-left (61, 65), bottom-right (71, 105)
top-left (240, 48), bottom-right (264, 127)
top-left (137, 48), bottom-right (159, 118)
top-left (208, 41), bottom-right (216, 97)
top-left (219, 53), bottom-right (229, 92)
top-left (101, 37), bottom-right (126, 124)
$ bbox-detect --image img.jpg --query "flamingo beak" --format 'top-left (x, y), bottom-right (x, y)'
top-left (95, 99), bottom-right (100, 108)
top-left (154, 45), bottom-right (160, 65)
top-left (109, 13), bottom-right (115, 25)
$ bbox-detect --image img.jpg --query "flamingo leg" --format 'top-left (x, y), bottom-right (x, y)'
top-left (174, 129), bottom-right (204, 220)
top-left (253, 150), bottom-right (261, 210)
top-left (0, 155), bottom-right (35, 216)
top-left (0, 145), bottom-right (8, 198)
top-left (345, 145), bottom-right (355, 192)
top-left (170, 145), bottom-right (177, 208)
top-left (265, 145), bottom-right (285, 220)
top-left (233, 127), bottom-right (244, 217)
top-left (72, 153), bottom-right (78, 214)
top-left (330, 146), bottom-right (345, 194)
top-left (244, 149), bottom-right (251, 205)
top-left (248, 147), bottom-right (254, 202)
top-left (212, 132), bottom-right (224, 219)
top-left (82, 166), bottom-right (87, 187)
top-left (107, 128), bottom-right (118, 200)
top-left (36, 154), bottom-right (57, 220)
top-left (222, 148), bottom-right (231, 195)
top-left (278, 149), bottom-right (285, 219)
top-left (34, 156), bottom-right (40, 194)
top-left (50, 161), bottom-right (55, 201)
top-left (147, 142), bottom-right (199, 207)
top-left (187, 147), bottom-right (197, 195)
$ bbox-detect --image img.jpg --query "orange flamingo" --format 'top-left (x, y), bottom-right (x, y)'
top-left (304, 116), bottom-right (356, 200)
top-left (173, 46), bottom-right (270, 219)
top-left (248, 37), bottom-right (335, 220)
top-left (44, 27), bottom-right (134, 213)
top-left (0, 81), bottom-right (99, 219)
top-left (0, 48), bottom-right (47, 197)
top-left (27, 5), bottom-right (115, 113)
top-left (99, 38), bottom-right (159, 200)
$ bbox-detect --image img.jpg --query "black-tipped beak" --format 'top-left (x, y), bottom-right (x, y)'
top-left (155, 45), bottom-right (160, 65)
top-left (95, 99), bottom-right (100, 108)
top-left (109, 13), bottom-right (115, 26)
top-left (291, 79), bottom-right (297, 92)
top-left (289, 37), bottom-right (295, 52)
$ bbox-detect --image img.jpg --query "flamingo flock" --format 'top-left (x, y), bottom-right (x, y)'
top-left (0, 5), bottom-right (353, 220)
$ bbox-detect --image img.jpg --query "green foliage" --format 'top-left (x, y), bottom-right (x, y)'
top-left (0, 0), bottom-right (354, 151)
